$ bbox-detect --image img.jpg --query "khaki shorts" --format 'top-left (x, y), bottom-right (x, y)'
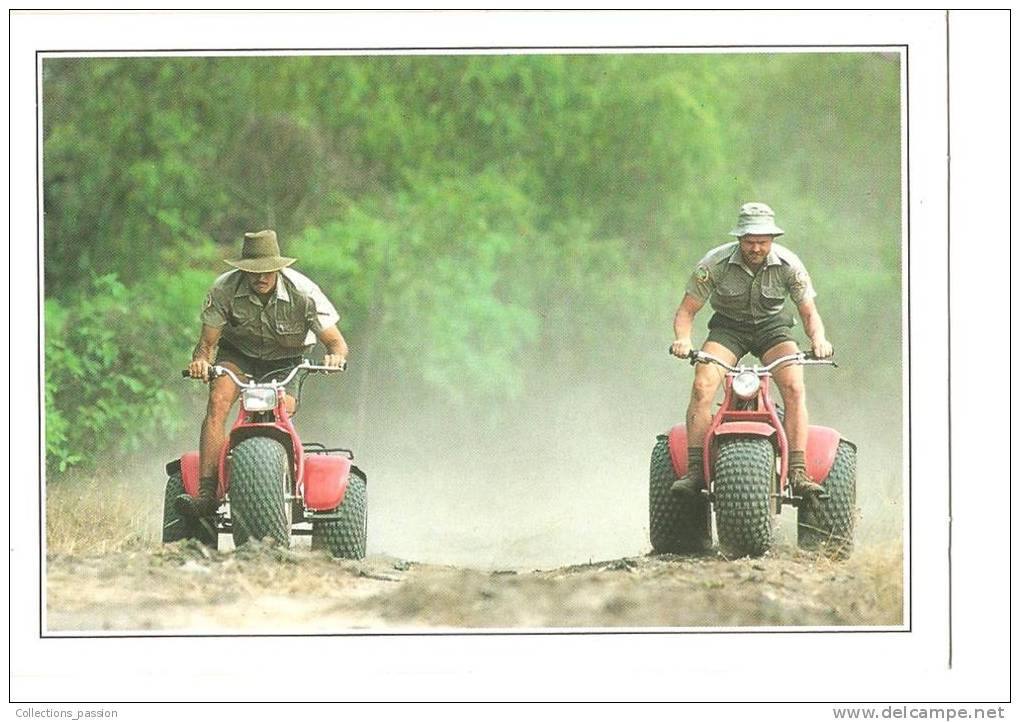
top-left (215, 339), bottom-right (303, 383)
top-left (706, 312), bottom-right (797, 361)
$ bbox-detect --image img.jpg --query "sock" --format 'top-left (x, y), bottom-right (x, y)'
top-left (687, 446), bottom-right (704, 481)
top-left (789, 450), bottom-right (815, 485)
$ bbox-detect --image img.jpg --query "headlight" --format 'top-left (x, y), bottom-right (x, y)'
top-left (732, 371), bottom-right (761, 400)
top-left (242, 388), bottom-right (278, 412)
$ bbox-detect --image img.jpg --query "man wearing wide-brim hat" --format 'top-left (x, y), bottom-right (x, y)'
top-left (668, 202), bottom-right (834, 503)
top-left (178, 229), bottom-right (349, 518)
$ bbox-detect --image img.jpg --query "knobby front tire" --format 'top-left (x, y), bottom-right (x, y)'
top-left (228, 437), bottom-right (290, 548)
top-left (712, 436), bottom-right (776, 558)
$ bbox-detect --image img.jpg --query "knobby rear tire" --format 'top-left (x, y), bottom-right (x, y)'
top-left (311, 468), bottom-right (367, 559)
top-left (797, 440), bottom-right (857, 560)
top-left (161, 473), bottom-right (218, 549)
top-left (648, 436), bottom-right (712, 554)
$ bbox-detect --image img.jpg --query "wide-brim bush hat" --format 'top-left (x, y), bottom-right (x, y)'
top-left (729, 202), bottom-right (785, 237)
top-left (225, 230), bottom-right (297, 273)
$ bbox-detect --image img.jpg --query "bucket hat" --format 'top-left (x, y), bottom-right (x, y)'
top-left (728, 202), bottom-right (784, 237)
top-left (225, 230), bottom-right (297, 273)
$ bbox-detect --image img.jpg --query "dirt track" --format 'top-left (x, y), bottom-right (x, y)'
top-left (46, 540), bottom-right (903, 632)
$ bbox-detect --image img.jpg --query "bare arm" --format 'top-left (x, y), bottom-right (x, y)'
top-left (671, 293), bottom-right (705, 358)
top-left (187, 325), bottom-right (222, 380)
top-left (796, 298), bottom-right (833, 358)
top-left (316, 324), bottom-right (349, 368)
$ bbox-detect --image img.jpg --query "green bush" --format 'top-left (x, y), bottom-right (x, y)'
top-left (44, 274), bottom-right (204, 476)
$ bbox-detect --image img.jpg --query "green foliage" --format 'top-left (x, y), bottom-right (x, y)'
top-left (292, 171), bottom-right (544, 400)
top-left (44, 274), bottom-right (201, 476)
top-left (42, 52), bottom-right (903, 476)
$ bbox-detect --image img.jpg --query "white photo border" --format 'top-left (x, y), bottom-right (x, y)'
top-left (9, 8), bottom-right (1007, 706)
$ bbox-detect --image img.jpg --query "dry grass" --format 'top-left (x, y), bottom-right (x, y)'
top-left (791, 543), bottom-right (905, 626)
top-left (845, 544), bottom-right (905, 624)
top-left (45, 473), bottom-right (904, 630)
top-left (45, 475), bottom-right (163, 555)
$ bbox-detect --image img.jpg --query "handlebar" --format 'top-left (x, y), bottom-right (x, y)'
top-left (667, 346), bottom-right (837, 373)
top-left (182, 360), bottom-right (346, 387)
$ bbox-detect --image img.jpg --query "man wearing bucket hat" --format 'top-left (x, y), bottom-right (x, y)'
top-left (669, 202), bottom-right (834, 499)
top-left (177, 230), bottom-right (349, 517)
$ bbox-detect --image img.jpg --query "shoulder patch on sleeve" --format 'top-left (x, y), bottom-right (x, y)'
top-left (203, 292), bottom-right (214, 310)
top-left (696, 264), bottom-right (710, 283)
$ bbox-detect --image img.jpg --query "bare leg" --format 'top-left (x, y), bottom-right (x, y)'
top-left (672, 341), bottom-right (738, 495)
top-left (686, 341), bottom-right (738, 447)
top-left (762, 341), bottom-right (807, 452)
top-left (198, 362), bottom-right (244, 479)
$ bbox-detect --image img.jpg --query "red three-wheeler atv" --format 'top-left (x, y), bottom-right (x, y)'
top-left (162, 360), bottom-right (367, 558)
top-left (650, 349), bottom-right (857, 559)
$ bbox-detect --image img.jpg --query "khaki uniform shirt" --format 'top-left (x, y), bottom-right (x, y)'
top-left (684, 241), bottom-right (816, 325)
top-left (201, 268), bottom-right (340, 360)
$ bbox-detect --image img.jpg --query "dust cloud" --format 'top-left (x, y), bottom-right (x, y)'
top-left (287, 337), bottom-right (905, 570)
top-left (47, 314), bottom-right (905, 572)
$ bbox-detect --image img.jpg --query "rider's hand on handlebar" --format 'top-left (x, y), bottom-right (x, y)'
top-left (187, 358), bottom-right (213, 382)
top-left (811, 337), bottom-right (834, 360)
top-left (321, 354), bottom-right (347, 371)
top-left (670, 338), bottom-right (692, 359)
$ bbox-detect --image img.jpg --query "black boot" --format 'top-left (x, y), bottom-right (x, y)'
top-left (175, 476), bottom-right (220, 517)
top-left (789, 451), bottom-right (825, 499)
top-left (671, 446), bottom-right (704, 495)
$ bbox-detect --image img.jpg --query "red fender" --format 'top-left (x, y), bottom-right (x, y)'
top-left (806, 426), bottom-right (842, 483)
top-left (668, 422), bottom-right (777, 479)
top-left (666, 425), bottom-right (689, 479)
top-left (170, 451), bottom-right (230, 500)
top-left (714, 421), bottom-right (777, 438)
top-left (302, 454), bottom-right (351, 511)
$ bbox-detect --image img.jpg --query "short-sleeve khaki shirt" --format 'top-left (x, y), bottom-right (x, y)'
top-left (201, 268), bottom-right (340, 361)
top-left (684, 241), bottom-right (816, 325)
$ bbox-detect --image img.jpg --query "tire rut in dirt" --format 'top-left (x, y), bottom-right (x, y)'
top-left (648, 436), bottom-right (712, 554)
top-left (798, 440), bottom-right (857, 560)
top-left (228, 437), bottom-right (290, 548)
top-left (713, 436), bottom-right (775, 558)
top-left (162, 473), bottom-right (218, 549)
top-left (311, 469), bottom-right (367, 559)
